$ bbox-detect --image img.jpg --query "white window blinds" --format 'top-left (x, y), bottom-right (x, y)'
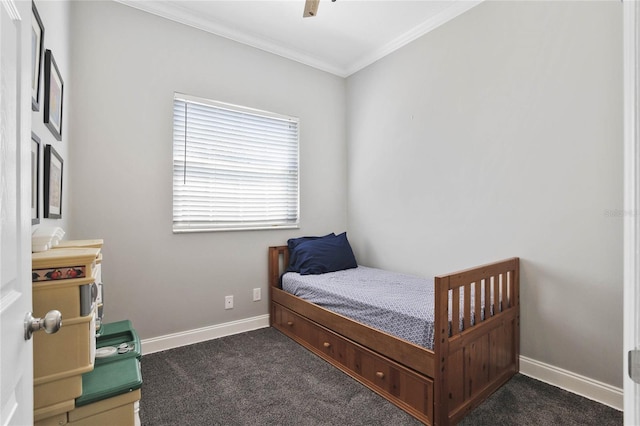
top-left (173, 93), bottom-right (299, 232)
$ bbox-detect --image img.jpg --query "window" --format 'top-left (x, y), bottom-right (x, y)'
top-left (173, 93), bottom-right (299, 232)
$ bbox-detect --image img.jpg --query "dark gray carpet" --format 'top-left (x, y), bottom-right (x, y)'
top-left (140, 327), bottom-right (622, 425)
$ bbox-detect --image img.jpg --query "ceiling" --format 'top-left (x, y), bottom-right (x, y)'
top-left (116, 0), bottom-right (482, 77)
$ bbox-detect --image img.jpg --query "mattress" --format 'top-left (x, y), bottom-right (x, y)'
top-left (282, 266), bottom-right (438, 350)
top-left (282, 266), bottom-right (493, 351)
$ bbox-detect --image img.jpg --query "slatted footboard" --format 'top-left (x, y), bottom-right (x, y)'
top-left (434, 258), bottom-right (520, 425)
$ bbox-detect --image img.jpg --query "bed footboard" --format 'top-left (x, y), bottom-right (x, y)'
top-left (434, 258), bottom-right (520, 425)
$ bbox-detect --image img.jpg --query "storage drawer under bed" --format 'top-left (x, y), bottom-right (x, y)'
top-left (272, 302), bottom-right (434, 424)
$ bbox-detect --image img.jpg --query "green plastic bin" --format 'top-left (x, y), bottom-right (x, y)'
top-left (95, 320), bottom-right (141, 364)
top-left (76, 357), bottom-right (142, 407)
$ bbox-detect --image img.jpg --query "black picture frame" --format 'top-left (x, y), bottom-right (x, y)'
top-left (44, 49), bottom-right (64, 141)
top-left (44, 144), bottom-right (63, 219)
top-left (31, 1), bottom-right (45, 111)
top-left (31, 132), bottom-right (40, 225)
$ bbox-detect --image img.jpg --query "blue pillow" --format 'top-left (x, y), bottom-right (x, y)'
top-left (286, 233), bottom-right (336, 272)
top-left (286, 233), bottom-right (334, 272)
top-left (287, 233), bottom-right (335, 251)
top-left (288, 232), bottom-right (357, 275)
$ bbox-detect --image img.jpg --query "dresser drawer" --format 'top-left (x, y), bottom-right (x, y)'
top-left (272, 303), bottom-right (433, 424)
top-left (349, 345), bottom-right (433, 419)
top-left (273, 301), bottom-right (315, 343)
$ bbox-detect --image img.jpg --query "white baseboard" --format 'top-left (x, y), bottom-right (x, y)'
top-left (519, 355), bottom-right (623, 411)
top-left (140, 319), bottom-right (623, 412)
top-left (140, 314), bottom-right (270, 355)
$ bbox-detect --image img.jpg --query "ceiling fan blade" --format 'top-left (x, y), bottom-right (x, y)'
top-left (303, 0), bottom-right (319, 18)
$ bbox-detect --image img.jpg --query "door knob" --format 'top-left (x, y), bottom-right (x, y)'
top-left (24, 310), bottom-right (62, 340)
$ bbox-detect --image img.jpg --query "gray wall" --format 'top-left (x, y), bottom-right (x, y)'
top-left (67, 0), bottom-right (623, 389)
top-left (346, 1), bottom-right (623, 387)
top-left (32, 0), bottom-right (71, 233)
top-left (68, 1), bottom-right (347, 339)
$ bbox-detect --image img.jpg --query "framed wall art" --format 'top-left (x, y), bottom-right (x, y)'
top-left (31, 132), bottom-right (40, 225)
top-left (44, 144), bottom-right (63, 219)
top-left (44, 49), bottom-right (64, 140)
top-left (31, 1), bottom-right (45, 111)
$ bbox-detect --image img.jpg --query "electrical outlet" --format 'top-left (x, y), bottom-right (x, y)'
top-left (253, 288), bottom-right (261, 301)
top-left (225, 295), bottom-right (233, 310)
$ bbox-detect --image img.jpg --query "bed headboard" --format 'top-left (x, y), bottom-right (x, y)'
top-left (269, 246), bottom-right (289, 289)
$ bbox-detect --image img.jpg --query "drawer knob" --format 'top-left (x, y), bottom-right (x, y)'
top-left (375, 371), bottom-right (385, 379)
top-left (323, 342), bottom-right (331, 348)
top-left (287, 321), bottom-right (294, 326)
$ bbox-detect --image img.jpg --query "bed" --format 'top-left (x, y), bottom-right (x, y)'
top-left (268, 234), bottom-right (519, 425)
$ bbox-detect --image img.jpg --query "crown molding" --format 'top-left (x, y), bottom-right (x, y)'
top-left (114, 0), bottom-right (347, 76)
top-left (115, 0), bottom-right (482, 78)
top-left (344, 0), bottom-right (483, 76)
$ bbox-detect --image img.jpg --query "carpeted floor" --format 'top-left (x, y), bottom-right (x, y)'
top-left (139, 327), bottom-right (622, 425)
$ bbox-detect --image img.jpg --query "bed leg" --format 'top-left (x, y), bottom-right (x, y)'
top-left (433, 276), bottom-right (450, 426)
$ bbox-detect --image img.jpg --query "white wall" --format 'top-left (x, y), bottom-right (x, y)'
top-left (346, 1), bottom-right (623, 388)
top-left (68, 1), bottom-right (347, 339)
top-left (31, 0), bottom-right (71, 233)
top-left (66, 0), bottom-right (623, 392)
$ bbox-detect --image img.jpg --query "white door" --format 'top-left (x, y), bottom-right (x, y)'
top-left (625, 1), bottom-right (640, 425)
top-left (0, 0), bottom-right (33, 425)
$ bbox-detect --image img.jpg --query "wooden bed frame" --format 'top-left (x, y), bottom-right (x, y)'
top-left (269, 246), bottom-right (519, 425)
